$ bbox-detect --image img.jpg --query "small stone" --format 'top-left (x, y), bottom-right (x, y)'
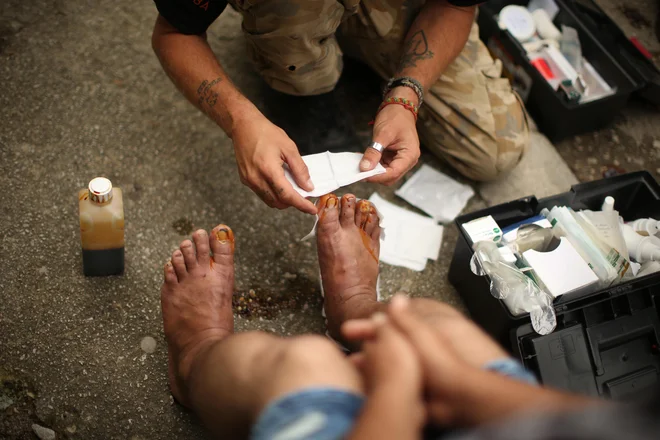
top-left (587, 157), bottom-right (598, 165)
top-left (32, 424), bottom-right (56, 440)
top-left (613, 159), bottom-right (621, 166)
top-left (140, 336), bottom-right (157, 354)
top-left (653, 140), bottom-right (660, 149)
top-left (611, 134), bottom-right (619, 143)
top-left (249, 289), bottom-right (256, 298)
top-left (283, 272), bottom-right (297, 280)
top-left (656, 168), bottom-right (660, 175)
top-left (66, 425), bottom-right (77, 434)
top-left (0, 395), bottom-right (13, 410)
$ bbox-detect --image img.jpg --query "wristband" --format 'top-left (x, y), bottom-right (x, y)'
top-left (368, 97), bottom-right (419, 125)
top-left (384, 77), bottom-right (424, 107)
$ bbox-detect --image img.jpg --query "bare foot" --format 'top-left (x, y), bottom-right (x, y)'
top-left (316, 194), bottom-right (381, 342)
top-left (161, 225), bottom-right (235, 407)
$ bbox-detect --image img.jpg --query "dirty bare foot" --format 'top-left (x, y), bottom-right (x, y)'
top-left (161, 225), bottom-right (235, 407)
top-left (316, 194), bottom-right (380, 341)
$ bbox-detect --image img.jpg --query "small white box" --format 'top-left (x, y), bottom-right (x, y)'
top-left (462, 215), bottom-right (502, 244)
top-left (523, 237), bottom-right (599, 298)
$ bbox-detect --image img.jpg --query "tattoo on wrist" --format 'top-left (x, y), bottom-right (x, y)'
top-left (197, 77), bottom-right (223, 108)
top-left (397, 30), bottom-right (434, 71)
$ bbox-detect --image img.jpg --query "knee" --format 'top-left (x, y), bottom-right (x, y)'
top-left (466, 121), bottom-right (529, 182)
top-left (277, 336), bottom-right (343, 369)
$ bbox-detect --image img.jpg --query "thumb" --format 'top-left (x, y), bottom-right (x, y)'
top-left (360, 140), bottom-right (386, 172)
top-left (284, 149), bottom-right (314, 192)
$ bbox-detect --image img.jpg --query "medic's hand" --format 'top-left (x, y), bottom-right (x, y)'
top-left (359, 88), bottom-right (421, 185)
top-left (231, 116), bottom-right (317, 215)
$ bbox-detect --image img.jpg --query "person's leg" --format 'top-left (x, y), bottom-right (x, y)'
top-left (227, 0), bottom-right (359, 96)
top-left (338, 2), bottom-right (529, 181)
top-left (162, 225), bottom-right (363, 439)
top-left (315, 193), bottom-right (508, 368)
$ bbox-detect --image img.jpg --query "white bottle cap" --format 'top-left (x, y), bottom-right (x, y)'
top-left (601, 196), bottom-right (615, 212)
top-left (499, 5), bottom-right (537, 43)
top-left (88, 177), bottom-right (113, 204)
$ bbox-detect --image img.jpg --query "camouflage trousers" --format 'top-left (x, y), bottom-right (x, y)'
top-left (230, 0), bottom-right (529, 181)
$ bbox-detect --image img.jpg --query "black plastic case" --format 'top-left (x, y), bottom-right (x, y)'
top-left (478, 0), bottom-right (660, 142)
top-left (448, 172), bottom-right (660, 399)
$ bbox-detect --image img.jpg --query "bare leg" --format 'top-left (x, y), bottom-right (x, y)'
top-left (316, 194), bottom-right (507, 366)
top-left (161, 225), bottom-right (363, 439)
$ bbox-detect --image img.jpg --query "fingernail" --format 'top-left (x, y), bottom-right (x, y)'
top-left (326, 197), bottom-right (337, 208)
top-left (306, 179), bottom-right (314, 190)
top-left (360, 159), bottom-right (371, 170)
top-left (391, 294), bottom-right (410, 310)
top-left (371, 312), bottom-right (387, 325)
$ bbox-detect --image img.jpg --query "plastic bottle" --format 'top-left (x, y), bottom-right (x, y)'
top-left (629, 218), bottom-right (660, 237)
top-left (621, 223), bottom-right (660, 263)
top-left (78, 177), bottom-right (125, 276)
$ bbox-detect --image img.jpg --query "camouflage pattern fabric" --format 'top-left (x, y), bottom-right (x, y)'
top-left (229, 0), bottom-right (528, 181)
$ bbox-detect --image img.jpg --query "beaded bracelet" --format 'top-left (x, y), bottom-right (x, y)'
top-left (370, 97), bottom-right (418, 124)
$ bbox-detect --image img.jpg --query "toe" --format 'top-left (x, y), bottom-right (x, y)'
top-left (364, 209), bottom-right (379, 236)
top-left (210, 224), bottom-right (235, 267)
top-left (171, 249), bottom-right (187, 280)
top-left (355, 200), bottom-right (372, 229)
top-left (340, 194), bottom-right (356, 228)
top-left (193, 229), bottom-right (210, 266)
top-left (180, 239), bottom-right (198, 271)
top-left (163, 260), bottom-right (178, 285)
top-left (317, 194), bottom-right (340, 232)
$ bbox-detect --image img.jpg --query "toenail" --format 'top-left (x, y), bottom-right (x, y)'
top-left (215, 229), bottom-right (229, 242)
top-left (359, 202), bottom-right (370, 213)
top-left (327, 197), bottom-right (337, 208)
top-left (174, 251), bottom-right (182, 257)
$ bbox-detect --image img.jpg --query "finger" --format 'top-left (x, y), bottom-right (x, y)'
top-left (341, 319), bottom-right (378, 342)
top-left (387, 295), bottom-right (441, 362)
top-left (367, 153), bottom-right (417, 185)
top-left (266, 169), bottom-right (318, 215)
top-left (283, 148), bottom-right (314, 192)
top-left (360, 142), bottom-right (385, 172)
top-left (348, 352), bottom-right (366, 370)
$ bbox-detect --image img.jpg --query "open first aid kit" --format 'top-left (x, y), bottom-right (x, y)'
top-left (449, 172), bottom-right (660, 400)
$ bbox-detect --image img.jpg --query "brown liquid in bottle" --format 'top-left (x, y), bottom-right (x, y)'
top-left (79, 177), bottom-right (125, 276)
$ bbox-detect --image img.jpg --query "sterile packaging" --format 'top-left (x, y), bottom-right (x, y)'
top-left (395, 164), bottom-right (474, 223)
top-left (369, 193), bottom-right (444, 272)
top-left (542, 206), bottom-right (619, 286)
top-left (284, 152), bottom-right (386, 198)
top-left (471, 240), bottom-right (556, 335)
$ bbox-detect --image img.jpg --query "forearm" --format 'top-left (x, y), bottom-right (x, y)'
top-left (449, 369), bottom-right (597, 426)
top-left (390, 1), bottom-right (475, 103)
top-left (151, 15), bottom-right (260, 137)
top-left (348, 385), bottom-right (423, 440)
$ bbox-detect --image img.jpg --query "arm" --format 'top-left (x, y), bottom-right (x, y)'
top-left (151, 16), bottom-right (316, 214)
top-left (348, 384), bottom-right (422, 440)
top-left (362, 1), bottom-right (476, 183)
top-left (444, 368), bottom-right (595, 427)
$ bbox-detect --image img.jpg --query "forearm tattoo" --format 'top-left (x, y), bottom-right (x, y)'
top-left (397, 30), bottom-right (435, 71)
top-left (197, 77), bottom-right (223, 108)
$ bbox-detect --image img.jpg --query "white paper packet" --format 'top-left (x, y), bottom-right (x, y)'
top-left (395, 164), bottom-right (474, 223)
top-left (284, 151), bottom-right (386, 198)
top-left (369, 193), bottom-right (444, 272)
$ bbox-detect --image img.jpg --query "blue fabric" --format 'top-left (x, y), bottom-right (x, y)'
top-left (251, 359), bottom-right (537, 439)
top-left (250, 388), bottom-right (365, 440)
top-left (484, 358), bottom-right (539, 385)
